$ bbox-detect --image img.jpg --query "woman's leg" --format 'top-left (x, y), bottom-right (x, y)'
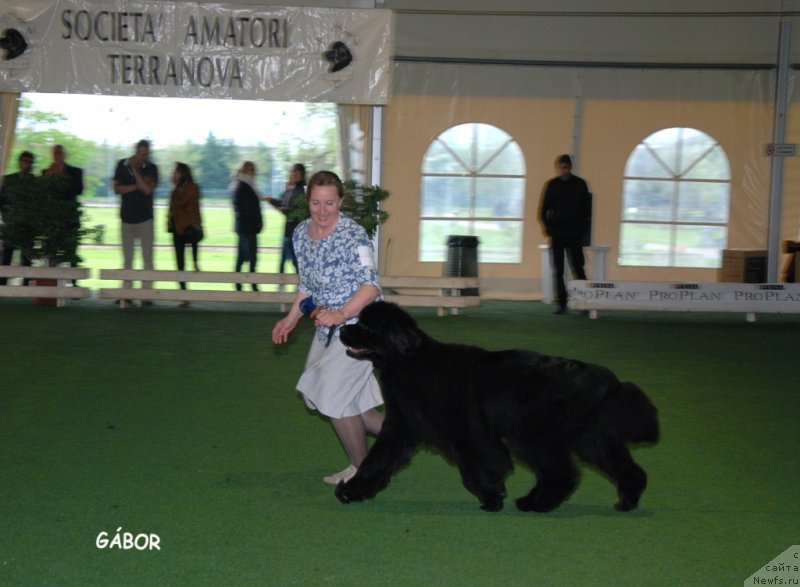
top-left (235, 235), bottom-right (245, 272)
top-left (328, 407), bottom-right (381, 461)
top-left (331, 415), bottom-right (369, 467)
top-left (191, 241), bottom-right (200, 271)
top-left (234, 234), bottom-right (245, 290)
top-left (248, 234), bottom-right (258, 290)
top-left (360, 408), bottom-right (384, 436)
top-left (324, 409), bottom-right (383, 484)
top-left (173, 233), bottom-right (186, 290)
top-left (249, 234), bottom-right (258, 272)
top-left (278, 237), bottom-right (289, 273)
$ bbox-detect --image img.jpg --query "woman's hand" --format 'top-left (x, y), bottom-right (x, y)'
top-left (314, 308), bottom-right (346, 329)
top-left (272, 314), bottom-right (300, 344)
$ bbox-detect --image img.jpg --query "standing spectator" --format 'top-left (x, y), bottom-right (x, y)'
top-left (266, 163), bottom-right (306, 274)
top-left (113, 139), bottom-right (159, 302)
top-left (539, 154), bottom-right (592, 314)
top-left (231, 161), bottom-right (263, 291)
top-left (272, 170), bottom-right (383, 485)
top-left (167, 162), bottom-right (202, 307)
top-left (43, 144), bottom-right (83, 267)
top-left (0, 151), bottom-right (35, 285)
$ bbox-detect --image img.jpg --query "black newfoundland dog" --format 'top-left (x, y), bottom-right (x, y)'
top-left (337, 301), bottom-right (659, 513)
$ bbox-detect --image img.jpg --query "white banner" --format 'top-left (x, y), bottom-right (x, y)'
top-left (569, 280), bottom-right (800, 314)
top-left (0, 0), bottom-right (393, 103)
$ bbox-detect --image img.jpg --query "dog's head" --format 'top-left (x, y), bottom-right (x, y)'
top-left (340, 301), bottom-right (422, 367)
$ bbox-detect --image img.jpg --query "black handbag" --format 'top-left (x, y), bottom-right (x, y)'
top-left (182, 225), bottom-right (204, 244)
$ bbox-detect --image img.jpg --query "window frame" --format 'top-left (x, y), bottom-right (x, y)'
top-left (419, 123), bottom-right (526, 264)
top-left (618, 127), bottom-right (731, 268)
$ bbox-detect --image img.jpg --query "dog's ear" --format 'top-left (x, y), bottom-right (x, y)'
top-left (390, 325), bottom-right (422, 357)
top-left (378, 301), bottom-right (421, 356)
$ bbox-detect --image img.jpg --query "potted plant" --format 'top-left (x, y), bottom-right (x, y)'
top-left (1, 174), bottom-right (82, 267)
top-left (0, 174), bottom-right (100, 302)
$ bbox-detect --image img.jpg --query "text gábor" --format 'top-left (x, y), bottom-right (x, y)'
top-left (60, 9), bottom-right (290, 89)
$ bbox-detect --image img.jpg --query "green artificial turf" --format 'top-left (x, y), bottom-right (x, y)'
top-left (0, 300), bottom-right (797, 586)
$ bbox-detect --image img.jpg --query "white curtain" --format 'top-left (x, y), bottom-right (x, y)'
top-left (0, 92), bottom-right (20, 178)
top-left (337, 104), bottom-right (373, 184)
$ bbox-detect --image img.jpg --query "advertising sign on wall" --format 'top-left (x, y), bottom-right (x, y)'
top-left (569, 280), bottom-right (800, 316)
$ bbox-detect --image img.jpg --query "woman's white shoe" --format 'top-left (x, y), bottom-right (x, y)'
top-left (323, 464), bottom-right (357, 485)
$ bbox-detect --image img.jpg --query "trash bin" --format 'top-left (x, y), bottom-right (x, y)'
top-left (444, 235), bottom-right (479, 296)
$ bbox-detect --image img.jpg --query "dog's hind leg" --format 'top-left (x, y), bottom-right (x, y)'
top-left (513, 441), bottom-right (579, 513)
top-left (575, 439), bottom-right (647, 511)
top-left (452, 439), bottom-right (513, 512)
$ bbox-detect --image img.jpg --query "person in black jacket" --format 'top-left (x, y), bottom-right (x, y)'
top-left (0, 151), bottom-right (35, 284)
top-left (231, 161), bottom-right (263, 291)
top-left (43, 144), bottom-right (84, 267)
top-left (539, 154), bottom-right (592, 314)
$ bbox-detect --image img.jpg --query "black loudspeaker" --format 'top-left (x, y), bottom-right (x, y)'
top-left (0, 28), bottom-right (27, 60)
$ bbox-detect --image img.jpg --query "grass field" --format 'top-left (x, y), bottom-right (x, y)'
top-left (0, 299), bottom-right (797, 586)
top-left (75, 201), bottom-right (294, 291)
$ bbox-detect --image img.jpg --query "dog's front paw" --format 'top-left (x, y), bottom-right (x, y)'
top-left (515, 492), bottom-right (561, 513)
top-left (480, 495), bottom-right (505, 512)
top-left (335, 480), bottom-right (364, 504)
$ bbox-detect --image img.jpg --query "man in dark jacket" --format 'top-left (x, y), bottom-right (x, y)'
top-left (0, 151), bottom-right (35, 284)
top-left (539, 154), bottom-right (592, 314)
top-left (43, 144), bottom-right (84, 267)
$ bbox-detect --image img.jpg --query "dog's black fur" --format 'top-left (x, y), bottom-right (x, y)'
top-left (336, 301), bottom-right (659, 513)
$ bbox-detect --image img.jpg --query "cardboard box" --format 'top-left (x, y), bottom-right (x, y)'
top-left (719, 249), bottom-right (767, 283)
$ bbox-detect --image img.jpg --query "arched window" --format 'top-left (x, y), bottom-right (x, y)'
top-left (619, 127), bottom-right (731, 268)
top-left (419, 123), bottom-right (526, 263)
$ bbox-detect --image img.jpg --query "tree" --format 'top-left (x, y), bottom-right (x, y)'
top-left (196, 132), bottom-right (238, 195)
top-left (10, 97), bottom-right (105, 198)
top-left (0, 174), bottom-right (94, 265)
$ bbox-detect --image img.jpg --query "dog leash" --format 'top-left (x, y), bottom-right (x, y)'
top-left (300, 296), bottom-right (337, 347)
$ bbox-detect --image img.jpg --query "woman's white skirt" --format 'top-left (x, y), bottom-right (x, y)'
top-left (296, 333), bottom-right (383, 418)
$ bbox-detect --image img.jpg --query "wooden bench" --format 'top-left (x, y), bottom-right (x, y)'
top-left (380, 275), bottom-right (481, 316)
top-left (0, 266), bottom-right (91, 306)
top-left (98, 269), bottom-right (480, 315)
top-left (97, 269), bottom-right (299, 309)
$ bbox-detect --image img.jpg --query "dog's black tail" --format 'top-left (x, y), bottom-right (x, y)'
top-left (600, 381), bottom-right (660, 445)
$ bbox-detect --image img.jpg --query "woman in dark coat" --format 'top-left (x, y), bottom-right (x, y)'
top-left (231, 161), bottom-right (263, 291)
top-left (167, 162), bottom-right (202, 303)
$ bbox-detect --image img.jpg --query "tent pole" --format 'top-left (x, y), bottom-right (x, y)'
top-left (768, 20), bottom-right (791, 282)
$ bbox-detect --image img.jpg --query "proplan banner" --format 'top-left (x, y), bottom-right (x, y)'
top-left (569, 280), bottom-right (800, 314)
top-left (0, 0), bottom-right (393, 103)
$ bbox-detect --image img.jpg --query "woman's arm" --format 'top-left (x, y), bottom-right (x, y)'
top-left (272, 291), bottom-right (312, 344)
top-left (313, 284), bottom-right (380, 329)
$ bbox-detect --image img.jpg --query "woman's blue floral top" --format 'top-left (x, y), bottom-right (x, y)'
top-left (293, 213), bottom-right (380, 341)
